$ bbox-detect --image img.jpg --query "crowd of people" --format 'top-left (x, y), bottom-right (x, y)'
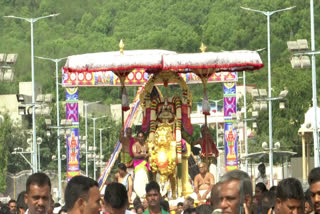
top-left (0, 165), bottom-right (320, 214)
top-left (0, 127), bottom-right (318, 214)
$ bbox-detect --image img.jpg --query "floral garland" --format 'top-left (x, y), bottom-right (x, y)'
top-left (149, 96), bottom-right (182, 163)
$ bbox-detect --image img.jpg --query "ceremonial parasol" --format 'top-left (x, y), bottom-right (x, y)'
top-left (63, 41), bottom-right (176, 125)
top-left (162, 45), bottom-right (264, 163)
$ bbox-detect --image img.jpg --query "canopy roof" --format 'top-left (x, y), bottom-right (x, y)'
top-left (63, 50), bottom-right (176, 73)
top-left (63, 49), bottom-right (263, 73)
top-left (243, 151), bottom-right (297, 160)
top-left (162, 50), bottom-right (264, 72)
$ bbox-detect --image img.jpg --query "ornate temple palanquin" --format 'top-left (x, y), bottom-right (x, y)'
top-left (140, 71), bottom-right (193, 198)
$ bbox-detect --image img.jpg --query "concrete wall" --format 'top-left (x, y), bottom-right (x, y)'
top-left (3, 170), bottom-right (67, 203)
top-left (0, 94), bottom-right (21, 123)
top-left (19, 82), bottom-right (41, 97)
top-left (291, 157), bottom-right (314, 183)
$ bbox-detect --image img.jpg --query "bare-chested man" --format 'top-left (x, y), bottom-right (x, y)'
top-left (191, 162), bottom-right (215, 201)
top-left (119, 127), bottom-right (134, 167)
top-left (132, 131), bottom-right (150, 197)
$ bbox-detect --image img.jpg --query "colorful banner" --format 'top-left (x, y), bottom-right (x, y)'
top-left (223, 83), bottom-right (238, 171)
top-left (62, 68), bottom-right (238, 87)
top-left (66, 87), bottom-right (80, 180)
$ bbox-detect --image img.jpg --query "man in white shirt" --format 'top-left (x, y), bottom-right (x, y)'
top-left (24, 173), bottom-right (51, 214)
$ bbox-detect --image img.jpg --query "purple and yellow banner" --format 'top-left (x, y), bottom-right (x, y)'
top-left (66, 87), bottom-right (80, 180)
top-left (223, 83), bottom-right (238, 171)
top-left (62, 68), bottom-right (238, 87)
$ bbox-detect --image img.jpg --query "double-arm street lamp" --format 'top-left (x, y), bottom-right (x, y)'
top-left (4, 14), bottom-right (59, 172)
top-left (289, 48), bottom-right (320, 167)
top-left (241, 5), bottom-right (295, 186)
top-left (287, 0), bottom-right (319, 168)
top-left (309, 0), bottom-right (319, 167)
top-left (35, 56), bottom-right (67, 202)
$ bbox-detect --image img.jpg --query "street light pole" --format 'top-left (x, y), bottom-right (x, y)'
top-left (90, 116), bottom-right (107, 180)
top-left (242, 72), bottom-right (249, 173)
top-left (98, 128), bottom-right (104, 175)
top-left (4, 14), bottom-right (59, 172)
top-left (84, 101), bottom-right (100, 176)
top-left (241, 6), bottom-right (295, 186)
top-left (310, 0), bottom-right (319, 167)
top-left (210, 99), bottom-right (222, 181)
top-left (37, 137), bottom-right (42, 171)
top-left (35, 56), bottom-right (66, 203)
top-left (97, 127), bottom-right (110, 174)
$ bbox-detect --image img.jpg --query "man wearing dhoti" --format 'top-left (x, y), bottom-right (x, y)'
top-left (119, 127), bottom-right (134, 168)
top-left (190, 162), bottom-right (214, 201)
top-left (132, 131), bottom-right (150, 197)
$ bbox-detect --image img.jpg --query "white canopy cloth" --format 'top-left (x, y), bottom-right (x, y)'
top-left (63, 49), bottom-right (177, 73)
top-left (162, 50), bottom-right (264, 72)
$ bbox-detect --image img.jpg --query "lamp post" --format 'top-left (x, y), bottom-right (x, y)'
top-left (310, 0), bottom-right (319, 167)
top-left (37, 137), bottom-right (42, 171)
top-left (98, 128), bottom-right (104, 175)
top-left (239, 71), bottom-right (249, 173)
top-left (241, 6), bottom-right (295, 186)
top-left (84, 101), bottom-right (100, 176)
top-left (35, 56), bottom-right (67, 201)
top-left (292, 49), bottom-right (320, 166)
top-left (90, 116), bottom-right (107, 180)
top-left (209, 99), bottom-right (222, 180)
top-left (4, 14), bottom-right (59, 172)
top-left (97, 127), bottom-right (111, 174)
top-left (47, 120), bottom-right (72, 203)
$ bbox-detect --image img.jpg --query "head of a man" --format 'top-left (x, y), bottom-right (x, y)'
top-left (142, 199), bottom-right (148, 210)
top-left (117, 163), bottom-right (127, 177)
top-left (64, 176), bottom-right (101, 214)
top-left (24, 173), bottom-right (51, 214)
top-left (183, 197), bottom-right (194, 211)
top-left (304, 189), bottom-right (313, 214)
top-left (258, 163), bottom-right (266, 175)
top-left (16, 191), bottom-right (27, 214)
top-left (8, 199), bottom-right (17, 214)
top-left (260, 191), bottom-right (276, 214)
top-left (211, 182), bottom-right (221, 210)
top-left (308, 167), bottom-right (320, 213)
top-left (255, 182), bottom-right (267, 202)
top-left (177, 202), bottom-right (183, 213)
top-left (136, 205), bottom-right (144, 214)
top-left (198, 162), bottom-right (207, 175)
top-left (219, 170), bottom-right (252, 214)
top-left (145, 181), bottom-right (161, 210)
top-left (126, 128), bottom-right (132, 138)
top-left (137, 131), bottom-right (144, 144)
top-left (104, 182), bottom-right (128, 214)
top-left (275, 177), bottom-right (303, 214)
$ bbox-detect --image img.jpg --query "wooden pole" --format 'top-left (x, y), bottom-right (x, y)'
top-left (205, 115), bottom-right (209, 166)
top-left (121, 85), bottom-right (125, 164)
